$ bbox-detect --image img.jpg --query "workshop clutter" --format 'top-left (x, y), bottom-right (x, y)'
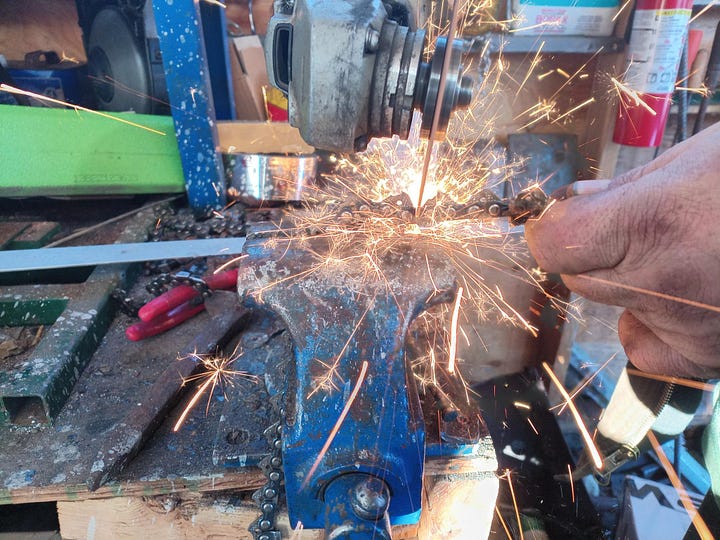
top-left (511, 0), bottom-right (620, 36)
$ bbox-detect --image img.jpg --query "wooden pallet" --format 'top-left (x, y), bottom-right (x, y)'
top-left (53, 454), bottom-right (499, 540)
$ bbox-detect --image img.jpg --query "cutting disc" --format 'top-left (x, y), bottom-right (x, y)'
top-left (87, 7), bottom-right (153, 114)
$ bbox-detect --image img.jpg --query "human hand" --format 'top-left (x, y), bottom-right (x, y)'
top-left (525, 122), bottom-right (720, 378)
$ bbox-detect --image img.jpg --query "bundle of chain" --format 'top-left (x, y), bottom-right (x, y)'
top-left (145, 263), bottom-right (210, 297)
top-left (249, 410), bottom-right (285, 540)
top-left (332, 185), bottom-right (548, 226)
top-left (112, 206), bottom-right (246, 317)
top-left (149, 205), bottom-right (246, 242)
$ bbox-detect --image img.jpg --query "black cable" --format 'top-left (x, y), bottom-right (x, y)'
top-left (675, 39), bottom-right (689, 144)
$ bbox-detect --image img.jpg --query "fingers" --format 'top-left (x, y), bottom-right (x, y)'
top-left (617, 310), bottom-right (709, 378)
top-left (525, 186), bottom-right (631, 275)
top-left (611, 121), bottom-right (720, 189)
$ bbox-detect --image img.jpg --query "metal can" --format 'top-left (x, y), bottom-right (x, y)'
top-left (224, 154), bottom-right (318, 206)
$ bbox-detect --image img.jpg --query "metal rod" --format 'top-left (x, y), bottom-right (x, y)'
top-left (0, 238), bottom-right (247, 272)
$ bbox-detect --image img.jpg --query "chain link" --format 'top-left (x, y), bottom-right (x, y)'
top-left (249, 397), bottom-right (285, 540)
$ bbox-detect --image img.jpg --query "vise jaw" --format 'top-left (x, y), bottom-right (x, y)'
top-left (237, 218), bottom-right (457, 536)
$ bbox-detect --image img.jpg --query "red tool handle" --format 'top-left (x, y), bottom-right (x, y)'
top-left (139, 285), bottom-right (197, 322)
top-left (138, 269), bottom-right (239, 322)
top-left (206, 268), bottom-right (239, 290)
top-left (126, 301), bottom-right (207, 341)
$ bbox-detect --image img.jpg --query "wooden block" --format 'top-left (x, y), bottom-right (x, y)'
top-left (217, 122), bottom-right (315, 155)
top-left (58, 495), bottom-right (323, 540)
top-left (416, 456), bottom-right (499, 540)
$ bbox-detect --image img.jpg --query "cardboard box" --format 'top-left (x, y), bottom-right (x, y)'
top-left (229, 35), bottom-right (269, 121)
top-left (512, 0), bottom-right (619, 36)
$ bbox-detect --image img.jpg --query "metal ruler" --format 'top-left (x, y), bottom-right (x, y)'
top-left (0, 238), bottom-right (247, 272)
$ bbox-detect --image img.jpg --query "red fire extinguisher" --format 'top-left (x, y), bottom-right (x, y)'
top-left (613, 0), bottom-right (694, 147)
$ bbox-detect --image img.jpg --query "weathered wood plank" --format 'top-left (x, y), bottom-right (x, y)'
top-left (1, 470), bottom-right (265, 506)
top-left (58, 495), bottom-right (323, 540)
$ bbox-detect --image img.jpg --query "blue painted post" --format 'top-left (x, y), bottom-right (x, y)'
top-left (152, 0), bottom-right (226, 211)
top-left (200, 1), bottom-right (236, 121)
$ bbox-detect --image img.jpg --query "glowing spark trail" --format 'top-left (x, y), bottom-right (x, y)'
top-left (610, 77), bottom-right (658, 116)
top-left (173, 348), bottom-right (257, 432)
top-left (504, 470), bottom-right (524, 540)
top-left (302, 361), bottom-right (369, 489)
top-left (0, 84), bottom-right (165, 135)
top-left (448, 286), bottom-right (464, 374)
top-left (576, 274), bottom-right (720, 314)
top-left (542, 362), bottom-right (604, 470)
top-left (626, 369), bottom-right (717, 393)
top-left (553, 352), bottom-right (617, 414)
top-left (174, 376), bottom-right (214, 432)
top-left (495, 506), bottom-right (513, 539)
top-left (417, 0), bottom-right (467, 211)
top-left (647, 431), bottom-right (714, 540)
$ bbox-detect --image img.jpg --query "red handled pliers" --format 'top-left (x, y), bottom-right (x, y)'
top-left (126, 269), bottom-right (239, 341)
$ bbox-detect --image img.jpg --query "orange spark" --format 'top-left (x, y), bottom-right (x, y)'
top-left (448, 286), bottom-right (464, 374)
top-left (691, 0), bottom-right (717, 23)
top-left (576, 274), bottom-right (720, 314)
top-left (0, 84), bottom-right (165, 135)
top-left (567, 464), bottom-right (576, 503)
top-left (173, 376), bottom-right (214, 432)
top-left (551, 97), bottom-right (595, 124)
top-left (610, 77), bottom-right (658, 116)
top-left (515, 42), bottom-right (545, 98)
top-left (612, 0), bottom-right (632, 21)
top-left (504, 470), bottom-right (524, 540)
top-left (553, 352), bottom-right (617, 414)
top-left (214, 254), bottom-right (248, 274)
top-left (647, 431), bottom-right (714, 540)
top-left (173, 348), bottom-right (257, 432)
top-left (302, 360), bottom-right (369, 489)
top-left (626, 369), bottom-right (717, 393)
top-left (543, 362), bottom-right (604, 471)
top-left (495, 506), bottom-right (513, 539)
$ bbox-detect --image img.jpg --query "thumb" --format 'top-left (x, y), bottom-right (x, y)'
top-left (525, 184), bottom-right (631, 275)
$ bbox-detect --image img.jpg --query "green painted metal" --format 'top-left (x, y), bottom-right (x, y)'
top-left (0, 209), bottom-right (157, 425)
top-left (0, 292), bottom-right (69, 326)
top-left (7, 222), bottom-right (61, 250)
top-left (0, 105), bottom-right (185, 197)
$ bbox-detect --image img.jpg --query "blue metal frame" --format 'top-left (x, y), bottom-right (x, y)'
top-left (152, 0), bottom-right (226, 211)
top-left (199, 1), bottom-right (236, 121)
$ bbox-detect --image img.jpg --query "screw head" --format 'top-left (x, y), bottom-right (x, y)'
top-left (351, 477), bottom-right (390, 521)
top-left (365, 27), bottom-right (381, 53)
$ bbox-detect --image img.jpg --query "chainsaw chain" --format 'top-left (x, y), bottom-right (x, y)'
top-left (110, 288), bottom-right (145, 317)
top-left (113, 205), bottom-right (247, 317)
top-left (143, 206), bottom-right (246, 275)
top-left (333, 186), bottom-right (547, 226)
top-left (249, 396), bottom-right (285, 540)
top-left (145, 263), bottom-right (211, 298)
